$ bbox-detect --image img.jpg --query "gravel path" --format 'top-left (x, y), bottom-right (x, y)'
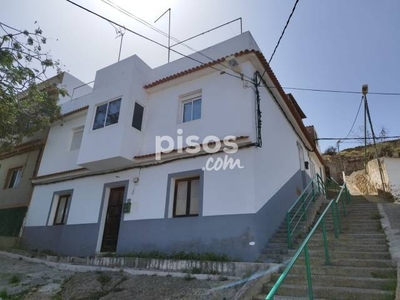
top-left (0, 254), bottom-right (242, 300)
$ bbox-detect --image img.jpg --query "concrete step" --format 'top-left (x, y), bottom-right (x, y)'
top-left (307, 237), bottom-right (387, 246)
top-left (270, 273), bottom-right (396, 290)
top-left (289, 265), bottom-right (396, 278)
top-left (288, 250), bottom-right (391, 260)
top-left (253, 295), bottom-right (325, 300)
top-left (295, 257), bottom-right (394, 268)
top-left (297, 243), bottom-right (389, 252)
top-left (262, 283), bottom-right (394, 300)
top-left (311, 233), bottom-right (387, 240)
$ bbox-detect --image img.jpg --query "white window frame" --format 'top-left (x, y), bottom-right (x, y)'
top-left (47, 190), bottom-right (73, 226)
top-left (179, 90), bottom-right (202, 123)
top-left (4, 167), bottom-right (23, 189)
top-left (92, 97), bottom-right (122, 131)
top-left (70, 126), bottom-right (84, 151)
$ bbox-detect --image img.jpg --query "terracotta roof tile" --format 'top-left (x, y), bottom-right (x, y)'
top-left (61, 105), bottom-right (89, 118)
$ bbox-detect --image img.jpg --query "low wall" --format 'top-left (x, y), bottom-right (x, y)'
top-left (5, 249), bottom-right (269, 278)
top-left (0, 237), bottom-right (19, 249)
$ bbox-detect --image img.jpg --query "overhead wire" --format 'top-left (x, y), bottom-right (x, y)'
top-left (269, 0), bottom-right (300, 63)
top-left (339, 96), bottom-right (364, 143)
top-left (66, 0), bottom-right (249, 84)
top-left (100, 0), bottom-right (246, 78)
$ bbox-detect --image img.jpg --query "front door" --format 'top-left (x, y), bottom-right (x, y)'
top-left (101, 187), bottom-right (124, 252)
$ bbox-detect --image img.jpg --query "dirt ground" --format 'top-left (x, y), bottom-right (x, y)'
top-left (0, 254), bottom-right (242, 300)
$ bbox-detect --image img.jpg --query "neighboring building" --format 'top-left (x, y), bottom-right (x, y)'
top-left (367, 157), bottom-right (400, 200)
top-left (21, 32), bottom-right (324, 261)
top-left (0, 73), bottom-right (91, 238)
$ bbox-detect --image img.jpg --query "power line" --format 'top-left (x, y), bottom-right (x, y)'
top-left (269, 0), bottom-right (300, 63)
top-left (66, 1), bottom-right (400, 99)
top-left (317, 136), bottom-right (400, 141)
top-left (101, 0), bottom-right (242, 76)
top-left (339, 96), bottom-right (364, 142)
top-left (66, 0), bottom-right (248, 84)
top-left (277, 86), bottom-right (400, 96)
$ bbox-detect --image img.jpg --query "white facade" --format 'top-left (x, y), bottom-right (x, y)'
top-left (22, 32), bottom-right (325, 260)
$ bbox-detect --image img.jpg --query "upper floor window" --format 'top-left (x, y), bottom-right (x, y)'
top-left (181, 92), bottom-right (201, 123)
top-left (132, 102), bottom-right (144, 131)
top-left (4, 167), bottom-right (22, 189)
top-left (70, 127), bottom-right (84, 151)
top-left (93, 98), bottom-right (121, 130)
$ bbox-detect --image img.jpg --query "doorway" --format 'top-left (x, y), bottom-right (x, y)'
top-left (101, 187), bottom-right (124, 252)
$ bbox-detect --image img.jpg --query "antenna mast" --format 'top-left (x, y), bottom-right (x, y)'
top-left (154, 8), bottom-right (171, 63)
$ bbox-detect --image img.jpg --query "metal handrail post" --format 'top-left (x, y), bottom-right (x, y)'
top-left (332, 204), bottom-right (339, 238)
top-left (287, 212), bottom-right (291, 249)
top-left (322, 217), bottom-right (330, 265)
top-left (304, 244), bottom-right (314, 300)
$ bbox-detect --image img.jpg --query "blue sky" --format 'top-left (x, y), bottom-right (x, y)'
top-left (2, 0), bottom-right (400, 152)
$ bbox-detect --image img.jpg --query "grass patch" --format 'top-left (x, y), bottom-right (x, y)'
top-left (97, 273), bottom-right (111, 285)
top-left (190, 267), bottom-right (219, 275)
top-left (381, 281), bottom-right (397, 292)
top-left (8, 275), bottom-right (20, 285)
top-left (122, 250), bottom-right (232, 262)
top-left (51, 293), bottom-right (62, 300)
top-left (191, 267), bottom-right (202, 274)
top-left (371, 271), bottom-right (397, 279)
top-left (371, 213), bottom-right (381, 220)
top-left (184, 274), bottom-right (196, 281)
top-left (0, 289), bottom-right (8, 299)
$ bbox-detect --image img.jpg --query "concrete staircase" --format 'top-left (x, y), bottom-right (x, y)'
top-left (261, 195), bottom-right (323, 263)
top-left (254, 195), bottom-right (397, 300)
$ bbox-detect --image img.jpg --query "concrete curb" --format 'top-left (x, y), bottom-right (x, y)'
top-left (0, 251), bottom-right (239, 281)
top-left (377, 204), bottom-right (400, 299)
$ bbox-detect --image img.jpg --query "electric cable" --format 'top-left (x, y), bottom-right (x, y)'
top-left (269, 0), bottom-right (300, 63)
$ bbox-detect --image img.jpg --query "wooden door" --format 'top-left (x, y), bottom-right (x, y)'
top-left (101, 187), bottom-right (124, 252)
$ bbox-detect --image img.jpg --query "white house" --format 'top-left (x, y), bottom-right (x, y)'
top-left (0, 72), bottom-right (91, 239)
top-left (21, 32), bottom-right (325, 261)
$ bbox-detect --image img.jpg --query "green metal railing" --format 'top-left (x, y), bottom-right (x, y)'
top-left (266, 183), bottom-right (351, 300)
top-left (286, 174), bottom-right (326, 249)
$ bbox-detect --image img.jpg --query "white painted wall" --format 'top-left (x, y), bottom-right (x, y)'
top-left (37, 113), bottom-right (87, 176)
top-left (140, 61), bottom-right (256, 156)
top-left (26, 149), bottom-right (256, 227)
top-left (385, 158), bottom-right (400, 200)
top-left (252, 80), bottom-right (306, 211)
top-left (150, 32), bottom-right (260, 83)
top-left (77, 55), bottom-right (151, 170)
top-left (58, 72), bottom-right (92, 106)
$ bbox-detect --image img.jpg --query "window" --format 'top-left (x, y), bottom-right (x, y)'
top-left (132, 102), bottom-right (144, 131)
top-left (93, 98), bottom-right (121, 130)
top-left (173, 177), bottom-right (200, 217)
top-left (53, 194), bottom-right (70, 225)
top-left (181, 93), bottom-right (201, 123)
top-left (4, 167), bottom-right (22, 189)
top-left (70, 127), bottom-right (84, 151)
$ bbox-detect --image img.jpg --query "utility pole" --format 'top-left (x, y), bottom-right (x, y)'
top-left (154, 8), bottom-right (171, 63)
top-left (362, 84), bottom-right (368, 172)
top-left (362, 84), bottom-right (387, 195)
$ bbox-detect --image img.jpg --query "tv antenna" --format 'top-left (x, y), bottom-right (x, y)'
top-left (109, 21), bottom-right (126, 62)
top-left (154, 8), bottom-right (171, 62)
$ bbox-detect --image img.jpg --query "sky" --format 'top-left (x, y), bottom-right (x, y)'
top-left (1, 0), bottom-right (400, 152)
